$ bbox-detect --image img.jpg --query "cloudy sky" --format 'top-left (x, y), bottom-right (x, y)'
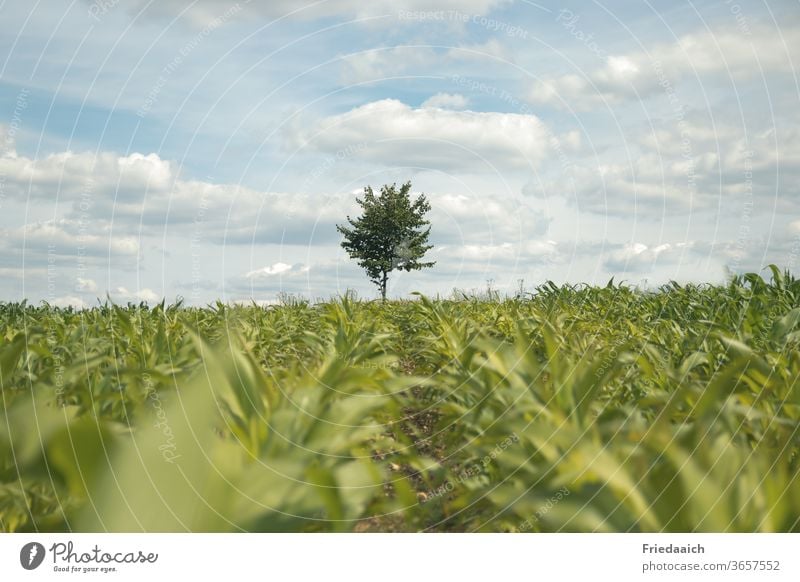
top-left (1, 0), bottom-right (798, 305)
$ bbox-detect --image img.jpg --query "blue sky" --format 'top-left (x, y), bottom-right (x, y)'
top-left (1, 0), bottom-right (799, 305)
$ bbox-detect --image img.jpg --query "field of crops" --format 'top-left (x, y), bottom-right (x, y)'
top-left (1, 269), bottom-right (799, 532)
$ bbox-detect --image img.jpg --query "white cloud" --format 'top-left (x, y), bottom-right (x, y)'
top-left (530, 26), bottom-right (800, 110)
top-left (422, 93), bottom-right (469, 110)
top-left (245, 262), bottom-right (309, 279)
top-left (229, 260), bottom-right (350, 295)
top-left (290, 98), bottom-right (551, 172)
top-left (51, 295), bottom-right (88, 309)
top-left (430, 191), bottom-right (550, 244)
top-left (604, 241), bottom-right (694, 273)
top-left (525, 115), bottom-right (800, 216)
top-left (0, 219), bottom-right (140, 264)
top-left (231, 298), bottom-right (282, 307)
top-left (435, 239), bottom-right (558, 262)
top-left (0, 144), bottom-right (356, 246)
top-left (110, 287), bottom-right (160, 303)
top-left (0, 142), bottom-right (551, 259)
top-left (0, 150), bottom-right (174, 202)
top-left (75, 277), bottom-right (98, 292)
top-left (436, 242), bottom-right (515, 261)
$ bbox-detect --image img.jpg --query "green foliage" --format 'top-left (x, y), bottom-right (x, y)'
top-left (337, 181), bottom-right (435, 300)
top-left (1, 268), bottom-right (799, 532)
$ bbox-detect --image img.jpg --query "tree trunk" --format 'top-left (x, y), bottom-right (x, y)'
top-left (380, 271), bottom-right (388, 301)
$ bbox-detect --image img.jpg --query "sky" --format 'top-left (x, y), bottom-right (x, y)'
top-left (0, 0), bottom-right (799, 306)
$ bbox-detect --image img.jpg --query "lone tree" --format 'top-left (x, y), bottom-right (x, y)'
top-left (337, 181), bottom-right (435, 301)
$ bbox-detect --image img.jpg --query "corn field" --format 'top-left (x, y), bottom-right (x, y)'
top-left (1, 268), bottom-right (799, 532)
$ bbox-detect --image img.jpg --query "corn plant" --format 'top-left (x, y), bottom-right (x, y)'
top-left (1, 269), bottom-right (798, 532)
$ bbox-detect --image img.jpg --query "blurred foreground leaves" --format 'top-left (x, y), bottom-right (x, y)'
top-left (1, 271), bottom-right (799, 531)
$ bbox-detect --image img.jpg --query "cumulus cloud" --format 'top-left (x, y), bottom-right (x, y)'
top-left (110, 287), bottom-right (161, 303)
top-left (231, 298), bottom-right (283, 307)
top-left (435, 239), bottom-right (558, 263)
top-left (0, 146), bottom-right (352, 246)
top-left (0, 150), bottom-right (174, 203)
top-left (228, 259), bottom-right (355, 296)
top-left (422, 93), bottom-right (469, 109)
top-left (84, 179), bottom-right (346, 245)
top-left (51, 295), bottom-right (88, 309)
top-left (75, 277), bottom-right (98, 292)
top-left (0, 140), bottom-right (552, 261)
top-left (289, 98), bottom-right (551, 172)
top-left (0, 219), bottom-right (140, 266)
top-left (525, 157), bottom-right (704, 214)
top-left (245, 262), bottom-right (309, 279)
top-left (530, 26), bottom-right (800, 110)
top-left (430, 191), bottom-right (550, 245)
top-left (604, 241), bottom-right (695, 273)
top-left (525, 115), bottom-right (800, 216)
